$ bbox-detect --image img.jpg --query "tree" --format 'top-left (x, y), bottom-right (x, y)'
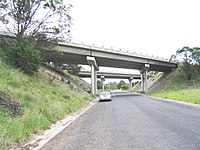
top-left (61, 64), bottom-right (81, 76)
top-left (110, 82), bottom-right (117, 90)
top-left (191, 47), bottom-right (200, 72)
top-left (176, 47), bottom-right (193, 81)
top-left (5, 38), bottom-right (42, 74)
top-left (104, 84), bottom-right (109, 91)
top-left (121, 84), bottom-right (128, 90)
top-left (117, 80), bottom-right (126, 89)
top-left (169, 55), bottom-right (177, 62)
top-left (0, 0), bottom-right (72, 41)
top-left (105, 82), bottom-right (117, 90)
top-left (97, 80), bottom-right (103, 90)
top-left (0, 0), bottom-right (72, 74)
top-left (50, 63), bottom-right (81, 76)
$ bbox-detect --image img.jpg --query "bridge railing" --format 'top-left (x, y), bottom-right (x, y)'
top-left (0, 28), bottom-right (175, 63)
top-left (63, 40), bottom-right (172, 63)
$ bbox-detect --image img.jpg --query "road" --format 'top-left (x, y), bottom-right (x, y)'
top-left (41, 93), bottom-right (200, 150)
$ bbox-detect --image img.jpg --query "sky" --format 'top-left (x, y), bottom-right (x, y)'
top-left (2, 0), bottom-right (200, 83)
top-left (69, 0), bottom-right (200, 59)
top-left (67, 0), bottom-right (200, 83)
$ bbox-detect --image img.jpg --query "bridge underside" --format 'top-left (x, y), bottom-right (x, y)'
top-left (41, 47), bottom-right (176, 95)
top-left (42, 50), bottom-right (174, 72)
top-left (79, 75), bottom-right (141, 80)
top-left (78, 72), bottom-right (141, 80)
top-left (0, 32), bottom-right (178, 95)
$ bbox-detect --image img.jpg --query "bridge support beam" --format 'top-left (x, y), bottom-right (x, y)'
top-left (101, 76), bottom-right (105, 91)
top-left (140, 64), bottom-right (150, 93)
top-left (87, 56), bottom-right (99, 95)
top-left (128, 77), bottom-right (133, 92)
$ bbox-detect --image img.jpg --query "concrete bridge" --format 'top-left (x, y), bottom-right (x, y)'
top-left (78, 70), bottom-right (141, 79)
top-left (43, 42), bottom-right (177, 94)
top-left (0, 31), bottom-right (178, 94)
top-left (78, 70), bottom-right (142, 92)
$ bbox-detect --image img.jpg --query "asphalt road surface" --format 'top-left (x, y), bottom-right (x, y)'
top-left (41, 93), bottom-right (200, 150)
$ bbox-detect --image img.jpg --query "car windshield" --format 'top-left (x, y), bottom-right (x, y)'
top-left (100, 92), bottom-right (110, 96)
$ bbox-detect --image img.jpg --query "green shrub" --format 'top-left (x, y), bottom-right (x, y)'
top-left (69, 83), bottom-right (74, 90)
top-left (4, 38), bottom-right (42, 75)
top-left (63, 94), bottom-right (70, 99)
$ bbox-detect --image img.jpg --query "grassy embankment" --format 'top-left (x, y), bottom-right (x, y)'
top-left (0, 59), bottom-right (93, 149)
top-left (151, 69), bottom-right (200, 104)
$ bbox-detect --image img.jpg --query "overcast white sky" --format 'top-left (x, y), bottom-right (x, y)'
top-left (69, 0), bottom-right (200, 59)
top-left (67, 0), bottom-right (200, 83)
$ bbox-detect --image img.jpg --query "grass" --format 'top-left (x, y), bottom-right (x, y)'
top-left (64, 71), bottom-right (91, 92)
top-left (151, 89), bottom-right (200, 104)
top-left (42, 64), bottom-right (91, 93)
top-left (151, 69), bottom-right (200, 104)
top-left (0, 59), bottom-right (93, 149)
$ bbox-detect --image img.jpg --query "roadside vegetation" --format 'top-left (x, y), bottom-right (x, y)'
top-left (0, 58), bottom-right (92, 149)
top-left (97, 80), bottom-right (133, 91)
top-left (151, 69), bottom-right (200, 103)
top-left (0, 0), bottom-right (94, 149)
top-left (151, 47), bottom-right (200, 104)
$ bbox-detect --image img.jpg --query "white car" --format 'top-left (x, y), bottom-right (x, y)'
top-left (99, 92), bottom-right (112, 101)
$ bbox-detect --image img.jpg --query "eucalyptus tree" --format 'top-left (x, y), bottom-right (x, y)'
top-left (0, 0), bottom-right (72, 74)
top-left (176, 47), bottom-right (200, 79)
top-left (0, 0), bottom-right (72, 41)
top-left (176, 47), bottom-right (193, 81)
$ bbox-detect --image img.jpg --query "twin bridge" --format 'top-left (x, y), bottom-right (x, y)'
top-left (78, 70), bottom-right (144, 92)
top-left (44, 42), bottom-right (177, 95)
top-left (0, 31), bottom-right (178, 95)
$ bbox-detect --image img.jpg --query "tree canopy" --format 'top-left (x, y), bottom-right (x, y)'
top-left (117, 80), bottom-right (126, 89)
top-left (97, 80), bottom-right (103, 90)
top-left (0, 0), bottom-right (72, 40)
top-left (176, 46), bottom-right (200, 81)
top-left (0, 0), bottom-right (72, 74)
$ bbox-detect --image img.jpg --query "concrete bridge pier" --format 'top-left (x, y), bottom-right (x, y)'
top-left (101, 76), bottom-right (105, 91)
top-left (140, 73), bottom-right (144, 92)
top-left (87, 56), bottom-right (99, 95)
top-left (128, 77), bottom-right (133, 92)
top-left (140, 64), bottom-right (150, 93)
top-left (91, 65), bottom-right (97, 94)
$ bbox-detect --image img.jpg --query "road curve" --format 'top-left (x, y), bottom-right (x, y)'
top-left (41, 93), bottom-right (200, 150)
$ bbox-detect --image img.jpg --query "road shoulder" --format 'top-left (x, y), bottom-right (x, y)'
top-left (20, 98), bottom-right (98, 150)
top-left (142, 94), bottom-right (200, 108)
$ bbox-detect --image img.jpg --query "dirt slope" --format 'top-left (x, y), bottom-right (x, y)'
top-left (133, 71), bottom-right (177, 94)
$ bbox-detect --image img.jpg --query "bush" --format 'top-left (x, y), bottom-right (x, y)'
top-left (4, 38), bottom-right (42, 75)
top-left (69, 83), bottom-right (74, 90)
top-left (121, 84), bottom-right (128, 90)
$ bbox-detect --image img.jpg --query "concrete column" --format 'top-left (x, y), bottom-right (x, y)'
top-left (87, 56), bottom-right (99, 95)
top-left (141, 73), bottom-right (145, 92)
top-left (94, 68), bottom-right (97, 94)
top-left (101, 76), bottom-right (105, 91)
top-left (91, 65), bottom-right (95, 95)
top-left (144, 69), bottom-right (148, 92)
top-left (91, 65), bottom-right (97, 95)
top-left (140, 64), bottom-right (150, 94)
top-left (128, 77), bottom-right (133, 92)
